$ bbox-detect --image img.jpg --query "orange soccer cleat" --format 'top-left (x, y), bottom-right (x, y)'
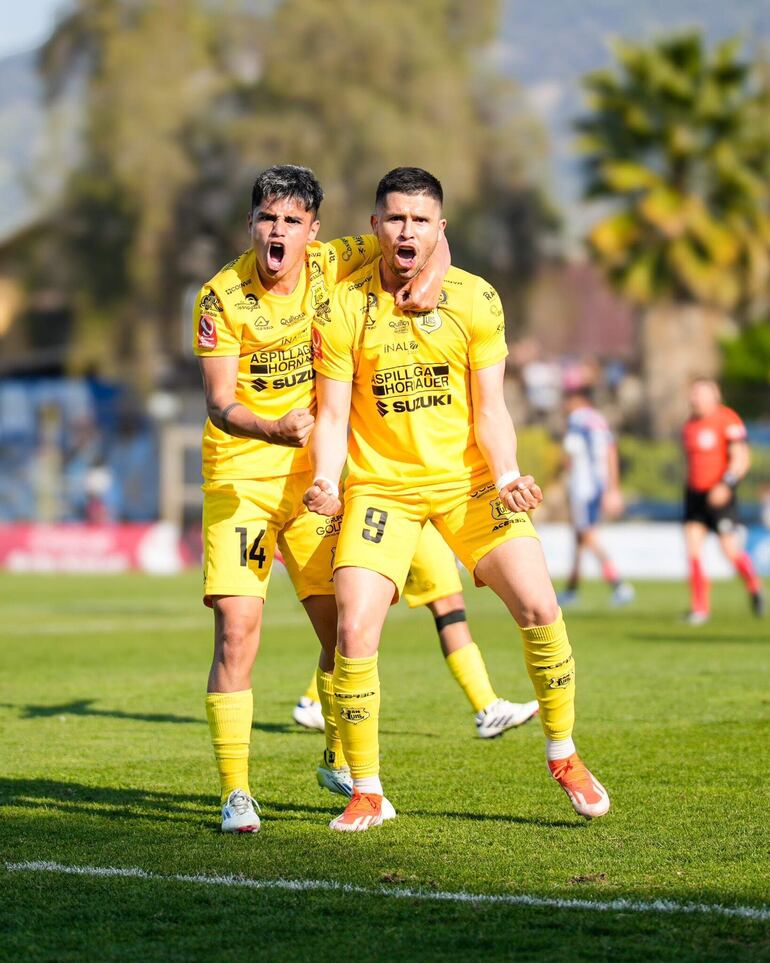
top-left (329, 791), bottom-right (396, 832)
top-left (548, 753), bottom-right (610, 820)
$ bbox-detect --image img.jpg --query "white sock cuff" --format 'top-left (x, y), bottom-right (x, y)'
top-left (354, 775), bottom-right (383, 795)
top-left (546, 736), bottom-right (576, 761)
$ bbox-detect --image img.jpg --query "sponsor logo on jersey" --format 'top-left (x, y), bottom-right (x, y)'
top-left (696, 429), bottom-right (717, 450)
top-left (234, 293), bottom-right (261, 312)
top-left (363, 292), bottom-right (378, 329)
top-left (280, 312), bottom-right (306, 327)
top-left (438, 288), bottom-right (449, 306)
top-left (414, 310), bottom-right (442, 334)
top-left (224, 278), bottom-right (252, 295)
top-left (470, 482), bottom-right (496, 499)
top-left (340, 237), bottom-right (354, 261)
top-left (371, 363), bottom-right (449, 397)
top-left (249, 343), bottom-right (313, 390)
top-left (253, 315), bottom-right (272, 330)
top-left (376, 394), bottom-right (452, 415)
top-left (383, 340), bottom-right (419, 354)
top-left (389, 319), bottom-right (410, 333)
top-left (348, 273), bottom-right (373, 291)
top-left (311, 326), bottom-right (324, 361)
top-left (197, 314), bottom-right (217, 349)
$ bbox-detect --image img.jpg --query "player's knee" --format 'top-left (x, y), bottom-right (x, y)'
top-left (518, 597), bottom-right (560, 629)
top-left (217, 621), bottom-right (259, 668)
top-left (337, 613), bottom-right (378, 657)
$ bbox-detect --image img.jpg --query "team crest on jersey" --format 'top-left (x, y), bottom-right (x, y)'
top-left (199, 291), bottom-right (223, 316)
top-left (696, 429), bottom-right (717, 450)
top-left (415, 310), bottom-right (442, 334)
top-left (197, 314), bottom-right (217, 349)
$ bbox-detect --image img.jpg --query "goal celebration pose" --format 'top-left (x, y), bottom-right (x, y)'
top-left (193, 165), bottom-right (444, 832)
top-left (306, 167), bottom-right (610, 831)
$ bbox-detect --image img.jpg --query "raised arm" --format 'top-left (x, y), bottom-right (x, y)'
top-left (303, 374), bottom-right (352, 516)
top-left (198, 355), bottom-right (313, 448)
top-left (470, 361), bottom-right (542, 513)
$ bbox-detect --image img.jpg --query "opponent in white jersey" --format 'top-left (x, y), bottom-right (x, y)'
top-left (560, 388), bottom-right (633, 607)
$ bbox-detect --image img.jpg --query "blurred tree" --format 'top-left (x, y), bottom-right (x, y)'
top-left (35, 0), bottom-right (551, 384)
top-left (190, 0), bottom-right (553, 336)
top-left (577, 33), bottom-right (770, 435)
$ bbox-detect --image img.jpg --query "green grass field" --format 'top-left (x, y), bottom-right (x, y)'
top-left (1, 571), bottom-right (768, 961)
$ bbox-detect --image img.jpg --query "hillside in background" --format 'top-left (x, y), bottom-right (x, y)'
top-left (1, 0), bottom-right (769, 244)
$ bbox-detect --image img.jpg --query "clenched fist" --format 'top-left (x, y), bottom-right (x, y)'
top-left (303, 477), bottom-right (342, 517)
top-left (269, 408), bottom-right (314, 448)
top-left (498, 474), bottom-right (543, 514)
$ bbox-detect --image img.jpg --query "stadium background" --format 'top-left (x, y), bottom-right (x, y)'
top-left (1, 0), bottom-right (770, 583)
top-left (2, 4), bottom-right (770, 961)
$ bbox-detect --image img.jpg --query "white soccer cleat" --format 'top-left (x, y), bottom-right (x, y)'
top-left (220, 788), bottom-right (261, 833)
top-left (684, 610), bottom-right (710, 626)
top-left (611, 582), bottom-right (635, 606)
top-left (548, 754), bottom-right (610, 820)
top-left (475, 698), bottom-right (540, 738)
top-left (316, 755), bottom-right (354, 798)
top-left (292, 696), bottom-right (325, 732)
top-left (329, 792), bottom-right (396, 832)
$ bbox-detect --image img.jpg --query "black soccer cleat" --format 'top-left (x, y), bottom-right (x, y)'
top-left (750, 591), bottom-right (766, 618)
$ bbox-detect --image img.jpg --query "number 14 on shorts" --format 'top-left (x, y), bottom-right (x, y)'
top-left (235, 526), bottom-right (267, 568)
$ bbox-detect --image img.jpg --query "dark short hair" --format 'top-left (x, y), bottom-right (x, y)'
top-left (375, 167), bottom-right (443, 207)
top-left (251, 165), bottom-right (323, 216)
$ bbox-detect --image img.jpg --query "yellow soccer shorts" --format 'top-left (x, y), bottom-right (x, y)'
top-left (202, 472), bottom-right (338, 603)
top-left (334, 476), bottom-right (538, 599)
top-left (402, 521), bottom-right (462, 608)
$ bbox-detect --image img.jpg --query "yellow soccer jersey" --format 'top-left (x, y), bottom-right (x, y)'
top-left (313, 260), bottom-right (508, 490)
top-left (194, 235), bottom-right (378, 481)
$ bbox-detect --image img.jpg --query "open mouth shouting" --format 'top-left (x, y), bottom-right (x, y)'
top-left (394, 244), bottom-right (417, 273)
top-left (267, 241), bottom-right (286, 272)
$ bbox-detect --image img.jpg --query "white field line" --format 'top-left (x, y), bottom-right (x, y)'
top-left (5, 861), bottom-right (770, 922)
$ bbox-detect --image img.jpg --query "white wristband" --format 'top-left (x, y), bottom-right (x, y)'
top-left (313, 476), bottom-right (339, 499)
top-left (495, 470), bottom-right (521, 492)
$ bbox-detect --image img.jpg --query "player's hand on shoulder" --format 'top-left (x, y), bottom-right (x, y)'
top-left (271, 408), bottom-right (314, 448)
top-left (303, 478), bottom-right (342, 517)
top-left (499, 475), bottom-right (543, 513)
top-left (397, 230), bottom-right (450, 311)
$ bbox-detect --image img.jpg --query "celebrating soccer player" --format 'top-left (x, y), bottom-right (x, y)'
top-left (193, 165), bottom-right (445, 832)
top-left (558, 387), bottom-right (634, 608)
top-left (306, 167), bottom-right (610, 831)
top-left (682, 378), bottom-right (765, 623)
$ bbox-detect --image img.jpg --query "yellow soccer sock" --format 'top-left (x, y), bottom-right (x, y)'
top-left (520, 611), bottom-right (575, 741)
top-left (303, 671), bottom-right (320, 703)
top-left (205, 689), bottom-right (253, 803)
top-left (316, 666), bottom-right (347, 768)
top-left (333, 653), bottom-right (380, 780)
top-left (445, 642), bottom-right (498, 713)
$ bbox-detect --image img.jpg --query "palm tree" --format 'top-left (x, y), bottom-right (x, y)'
top-left (577, 32), bottom-right (770, 436)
